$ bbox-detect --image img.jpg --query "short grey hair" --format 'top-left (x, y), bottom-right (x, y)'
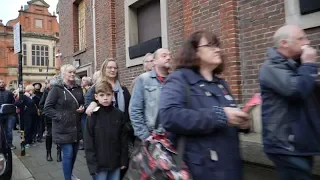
top-left (273, 25), bottom-right (298, 48)
top-left (143, 53), bottom-right (154, 63)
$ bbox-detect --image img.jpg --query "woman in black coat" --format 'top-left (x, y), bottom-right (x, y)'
top-left (43, 64), bottom-right (84, 180)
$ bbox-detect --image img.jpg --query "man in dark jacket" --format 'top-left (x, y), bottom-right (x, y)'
top-left (39, 77), bottom-right (62, 162)
top-left (259, 25), bottom-right (319, 180)
top-left (0, 79), bottom-right (16, 149)
top-left (33, 82), bottom-right (45, 142)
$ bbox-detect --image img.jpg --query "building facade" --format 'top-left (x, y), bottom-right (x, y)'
top-left (0, 0), bottom-right (59, 89)
top-left (57, 0), bottom-right (320, 101)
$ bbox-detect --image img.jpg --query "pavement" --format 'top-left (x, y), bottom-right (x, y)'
top-left (11, 131), bottom-right (91, 180)
top-left (10, 130), bottom-right (279, 180)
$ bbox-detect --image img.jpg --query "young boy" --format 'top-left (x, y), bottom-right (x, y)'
top-left (84, 81), bottom-right (128, 180)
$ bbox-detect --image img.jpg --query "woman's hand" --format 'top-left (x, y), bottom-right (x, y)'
top-left (76, 105), bottom-right (85, 113)
top-left (223, 107), bottom-right (249, 128)
top-left (85, 102), bottom-right (98, 116)
top-left (121, 166), bottom-right (126, 170)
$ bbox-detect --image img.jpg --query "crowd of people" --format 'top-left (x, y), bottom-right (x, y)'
top-left (0, 25), bottom-right (318, 180)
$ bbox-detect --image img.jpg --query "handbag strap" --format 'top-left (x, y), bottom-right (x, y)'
top-left (175, 84), bottom-right (190, 170)
top-left (64, 87), bottom-right (79, 107)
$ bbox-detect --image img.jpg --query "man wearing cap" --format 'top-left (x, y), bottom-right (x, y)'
top-left (33, 82), bottom-right (43, 142)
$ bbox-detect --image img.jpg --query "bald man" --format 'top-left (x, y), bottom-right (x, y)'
top-left (129, 48), bottom-right (171, 141)
top-left (259, 25), bottom-right (318, 180)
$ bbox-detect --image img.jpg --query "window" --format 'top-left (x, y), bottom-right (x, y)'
top-left (35, 19), bottom-right (43, 28)
top-left (23, 44), bottom-right (27, 65)
top-left (285, 0), bottom-right (320, 29)
top-left (53, 47), bottom-right (56, 67)
top-left (124, 0), bottom-right (168, 67)
top-left (78, 0), bottom-right (86, 50)
top-left (32, 45), bottom-right (49, 66)
top-left (137, 1), bottom-right (161, 44)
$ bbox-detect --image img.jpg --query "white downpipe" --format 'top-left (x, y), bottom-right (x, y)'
top-left (92, 0), bottom-right (97, 71)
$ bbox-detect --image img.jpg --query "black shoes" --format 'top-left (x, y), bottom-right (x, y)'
top-left (46, 151), bottom-right (53, 161)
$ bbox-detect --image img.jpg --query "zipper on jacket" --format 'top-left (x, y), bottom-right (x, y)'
top-left (63, 91), bottom-right (66, 100)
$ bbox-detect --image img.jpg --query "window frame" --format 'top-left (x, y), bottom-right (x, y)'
top-left (78, 0), bottom-right (86, 51)
top-left (31, 45), bottom-right (49, 67)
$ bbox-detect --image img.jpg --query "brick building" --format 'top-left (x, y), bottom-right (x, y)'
top-left (0, 0), bottom-right (59, 89)
top-left (57, 0), bottom-right (320, 172)
top-left (57, 0), bottom-right (320, 102)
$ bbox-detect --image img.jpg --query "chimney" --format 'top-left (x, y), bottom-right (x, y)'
top-left (53, 11), bottom-right (56, 16)
top-left (0, 20), bottom-right (3, 26)
top-left (21, 5), bottom-right (23, 10)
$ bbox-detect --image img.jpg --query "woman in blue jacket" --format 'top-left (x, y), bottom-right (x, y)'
top-left (159, 30), bottom-right (250, 180)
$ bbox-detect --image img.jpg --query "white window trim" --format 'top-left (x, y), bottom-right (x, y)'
top-left (285, 0), bottom-right (320, 29)
top-left (125, 0), bottom-right (168, 67)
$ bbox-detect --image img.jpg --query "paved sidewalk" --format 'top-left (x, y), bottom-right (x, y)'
top-left (12, 149), bottom-right (34, 180)
top-left (12, 131), bottom-right (91, 180)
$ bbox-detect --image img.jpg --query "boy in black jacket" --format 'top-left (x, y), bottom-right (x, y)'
top-left (84, 81), bottom-right (128, 180)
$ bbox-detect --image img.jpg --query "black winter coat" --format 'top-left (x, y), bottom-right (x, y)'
top-left (43, 84), bottom-right (84, 144)
top-left (84, 105), bottom-right (128, 175)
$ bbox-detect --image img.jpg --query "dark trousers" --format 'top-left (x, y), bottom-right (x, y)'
top-left (267, 153), bottom-right (313, 180)
top-left (45, 121), bottom-right (61, 152)
top-left (37, 115), bottom-right (44, 140)
top-left (24, 114), bottom-right (35, 144)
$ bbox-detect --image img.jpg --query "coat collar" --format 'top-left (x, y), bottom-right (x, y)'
top-left (178, 68), bottom-right (220, 85)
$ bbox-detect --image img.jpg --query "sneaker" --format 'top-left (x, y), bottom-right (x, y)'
top-left (9, 145), bottom-right (16, 150)
top-left (25, 144), bottom-right (30, 148)
top-left (72, 175), bottom-right (80, 180)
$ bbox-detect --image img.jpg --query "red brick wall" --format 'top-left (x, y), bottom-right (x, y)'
top-left (58, 0), bottom-right (94, 71)
top-left (238, 0), bottom-right (286, 102)
top-left (238, 0), bottom-right (320, 102)
top-left (57, 0), bottom-right (320, 101)
top-left (95, 0), bottom-right (116, 65)
top-left (114, 0), bottom-right (144, 87)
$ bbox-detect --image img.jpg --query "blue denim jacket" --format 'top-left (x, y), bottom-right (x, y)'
top-left (129, 69), bottom-right (163, 140)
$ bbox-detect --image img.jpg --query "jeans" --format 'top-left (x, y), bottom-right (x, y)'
top-left (60, 143), bottom-right (79, 180)
top-left (5, 115), bottom-right (15, 145)
top-left (267, 153), bottom-right (314, 180)
top-left (93, 169), bottom-right (120, 180)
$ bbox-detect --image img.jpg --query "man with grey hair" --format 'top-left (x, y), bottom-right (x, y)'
top-left (129, 53), bottom-right (154, 93)
top-left (259, 25), bottom-right (318, 179)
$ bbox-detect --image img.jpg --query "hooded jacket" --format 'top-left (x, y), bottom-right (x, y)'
top-left (259, 48), bottom-right (320, 155)
top-left (43, 77), bottom-right (84, 144)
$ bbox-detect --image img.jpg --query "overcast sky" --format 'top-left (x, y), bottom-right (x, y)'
top-left (0, 0), bottom-right (59, 25)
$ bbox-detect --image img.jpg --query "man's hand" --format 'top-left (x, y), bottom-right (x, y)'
top-left (223, 107), bottom-right (249, 127)
top-left (121, 166), bottom-right (126, 170)
top-left (301, 46), bottom-right (317, 63)
top-left (85, 102), bottom-right (98, 116)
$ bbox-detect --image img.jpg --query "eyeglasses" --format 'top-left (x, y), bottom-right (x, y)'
top-left (198, 42), bottom-right (219, 49)
top-left (106, 66), bottom-right (118, 70)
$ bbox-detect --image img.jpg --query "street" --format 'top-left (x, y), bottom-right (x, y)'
top-left (10, 131), bottom-right (282, 180)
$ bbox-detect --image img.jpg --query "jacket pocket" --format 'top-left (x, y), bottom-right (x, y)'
top-left (144, 85), bottom-right (158, 105)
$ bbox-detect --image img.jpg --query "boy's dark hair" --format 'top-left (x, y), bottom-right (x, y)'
top-left (95, 81), bottom-right (113, 94)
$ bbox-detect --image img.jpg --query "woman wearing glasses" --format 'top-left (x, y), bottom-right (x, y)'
top-left (84, 59), bottom-right (132, 178)
top-left (159, 30), bottom-right (250, 180)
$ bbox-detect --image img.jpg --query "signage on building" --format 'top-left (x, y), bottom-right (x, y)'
top-left (13, 22), bottom-right (22, 54)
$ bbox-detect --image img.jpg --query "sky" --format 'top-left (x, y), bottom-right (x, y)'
top-left (0, 0), bottom-right (59, 25)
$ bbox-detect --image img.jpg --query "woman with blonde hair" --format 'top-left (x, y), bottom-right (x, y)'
top-left (85, 59), bottom-right (132, 178)
top-left (43, 64), bottom-right (84, 180)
